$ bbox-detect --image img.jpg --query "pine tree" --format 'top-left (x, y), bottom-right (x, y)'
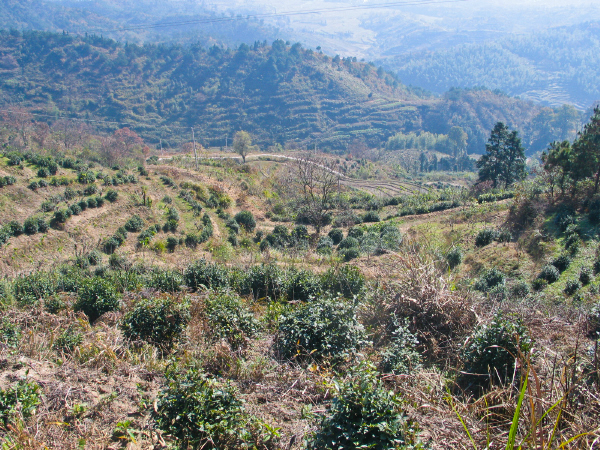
top-left (477, 122), bottom-right (526, 188)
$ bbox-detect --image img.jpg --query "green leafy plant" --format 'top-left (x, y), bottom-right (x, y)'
top-left (0, 378), bottom-right (41, 426)
top-left (307, 363), bottom-right (419, 450)
top-left (379, 320), bottom-right (422, 375)
top-left (203, 290), bottom-right (259, 351)
top-left (446, 247), bottom-right (463, 270)
top-left (234, 210), bottom-right (256, 232)
top-left (53, 325), bottom-right (84, 353)
top-left (275, 295), bottom-right (369, 363)
top-left (321, 265), bottom-right (365, 298)
top-left (183, 259), bottom-right (229, 291)
top-left (475, 228), bottom-right (498, 247)
top-left (124, 214), bottom-right (144, 232)
top-left (474, 268), bottom-right (505, 293)
top-left (461, 313), bottom-right (533, 388)
top-left (0, 319), bottom-right (21, 348)
top-left (538, 265), bottom-right (560, 284)
top-left (74, 277), bottom-right (120, 323)
top-left (153, 369), bottom-right (256, 449)
top-left (120, 294), bottom-right (190, 350)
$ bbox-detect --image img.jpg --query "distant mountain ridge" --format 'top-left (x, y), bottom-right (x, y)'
top-left (381, 21), bottom-right (600, 110)
top-left (0, 30), bottom-right (578, 154)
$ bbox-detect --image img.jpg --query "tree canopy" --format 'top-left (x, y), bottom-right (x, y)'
top-left (477, 122), bottom-right (526, 188)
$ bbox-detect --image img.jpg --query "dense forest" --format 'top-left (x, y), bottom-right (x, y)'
top-left (0, 30), bottom-right (580, 154)
top-left (385, 21), bottom-right (600, 110)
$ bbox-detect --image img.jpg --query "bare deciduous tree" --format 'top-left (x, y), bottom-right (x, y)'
top-left (285, 153), bottom-right (341, 234)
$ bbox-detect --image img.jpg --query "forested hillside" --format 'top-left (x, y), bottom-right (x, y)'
top-left (0, 30), bottom-right (579, 154)
top-left (385, 21), bottom-right (600, 110)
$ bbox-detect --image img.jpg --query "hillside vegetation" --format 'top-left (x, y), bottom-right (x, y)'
top-left (0, 30), bottom-right (573, 154)
top-left (385, 21), bottom-right (600, 111)
top-left (0, 115), bottom-right (599, 448)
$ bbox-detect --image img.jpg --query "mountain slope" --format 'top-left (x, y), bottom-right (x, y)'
top-left (0, 30), bottom-right (565, 154)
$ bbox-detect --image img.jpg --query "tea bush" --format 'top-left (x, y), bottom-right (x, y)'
top-left (328, 228), bottom-right (344, 245)
top-left (234, 210), bottom-right (256, 232)
top-left (307, 363), bottom-right (418, 450)
top-left (105, 189), bottom-right (118, 202)
top-left (203, 291), bottom-right (259, 351)
top-left (275, 295), bottom-right (369, 362)
top-left (446, 247), bottom-right (463, 270)
top-left (184, 259), bottom-right (229, 291)
top-left (379, 321), bottom-right (422, 375)
top-left (551, 255), bottom-right (572, 273)
top-left (316, 236), bottom-right (334, 255)
top-left (475, 228), bottom-right (498, 247)
top-left (238, 264), bottom-right (285, 300)
top-left (564, 279), bottom-right (581, 296)
top-left (285, 268), bottom-right (322, 302)
top-left (124, 215), bottom-right (144, 232)
top-left (0, 319), bottom-right (21, 348)
top-left (53, 326), bottom-right (84, 353)
top-left (13, 272), bottom-right (57, 305)
top-left (153, 369), bottom-right (264, 449)
top-left (538, 265), bottom-right (560, 284)
top-left (580, 267), bottom-right (593, 286)
top-left (74, 277), bottom-right (120, 323)
top-left (474, 268), bottom-right (505, 293)
top-left (461, 313), bottom-right (533, 387)
top-left (0, 379), bottom-right (41, 426)
top-left (321, 265), bottom-right (365, 298)
top-left (120, 294), bottom-right (190, 350)
top-left (147, 268), bottom-right (183, 293)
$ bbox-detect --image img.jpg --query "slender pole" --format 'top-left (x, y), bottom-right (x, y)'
top-left (192, 127), bottom-right (199, 170)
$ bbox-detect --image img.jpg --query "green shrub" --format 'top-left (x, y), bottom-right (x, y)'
top-left (13, 272), bottom-right (57, 306)
top-left (328, 228), bottom-right (344, 245)
top-left (0, 379), bottom-right (41, 426)
top-left (124, 215), bottom-right (144, 232)
top-left (307, 363), bottom-right (418, 450)
top-left (153, 369), bottom-right (258, 449)
top-left (321, 265), bottom-right (365, 298)
top-left (496, 229), bottom-right (512, 243)
top-left (475, 228), bottom-right (498, 247)
top-left (63, 187), bottom-right (76, 200)
top-left (203, 291), bottom-right (259, 351)
top-left (23, 217), bottom-right (39, 235)
top-left (446, 247), bottom-right (463, 270)
top-left (379, 320), bottom-right (421, 375)
top-left (362, 211), bottom-right (380, 223)
top-left (166, 236), bottom-right (179, 252)
top-left (564, 279), bottom-right (581, 296)
top-left (37, 218), bottom-right (49, 233)
top-left (510, 280), bottom-right (530, 298)
top-left (532, 278), bottom-right (548, 291)
top-left (316, 236), bottom-right (334, 255)
top-left (53, 325), bottom-right (84, 353)
top-left (86, 197), bottom-right (98, 208)
top-left (184, 259), bottom-right (229, 292)
top-left (87, 250), bottom-right (102, 266)
top-left (461, 313), bottom-right (533, 387)
top-left (551, 255), bottom-right (572, 273)
top-left (6, 221), bottom-right (23, 236)
top-left (239, 264), bottom-right (285, 300)
top-left (162, 219), bottom-right (178, 232)
top-left (0, 319), bottom-right (20, 348)
top-left (347, 227), bottom-right (364, 239)
top-left (184, 233), bottom-right (200, 248)
top-left (44, 295), bottom-right (65, 314)
top-left (338, 236), bottom-right (359, 249)
top-left (474, 268), bottom-right (505, 293)
top-left (580, 267), bottom-right (593, 286)
top-left (284, 269), bottom-right (322, 302)
top-left (54, 208), bottom-right (71, 224)
top-left (341, 246), bottom-right (360, 261)
top-left (147, 268), bottom-right (183, 293)
top-left (290, 225), bottom-right (310, 248)
top-left (78, 199), bottom-right (88, 211)
top-left (105, 189), bottom-right (118, 202)
top-left (120, 294), bottom-right (189, 350)
top-left (28, 181), bottom-right (39, 190)
top-left (69, 204), bottom-right (82, 216)
top-left (275, 295), bottom-right (369, 362)
top-left (83, 184), bottom-right (98, 196)
top-left (538, 265), bottom-right (560, 284)
top-left (108, 253), bottom-right (129, 270)
top-left (74, 277), bottom-right (120, 323)
top-left (234, 210), bottom-right (256, 232)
